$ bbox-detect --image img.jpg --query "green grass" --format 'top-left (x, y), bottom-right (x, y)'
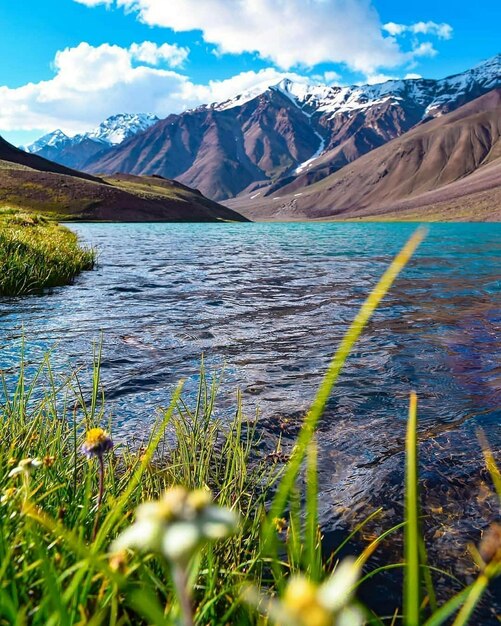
top-left (0, 230), bottom-right (499, 625)
top-left (0, 207), bottom-right (95, 296)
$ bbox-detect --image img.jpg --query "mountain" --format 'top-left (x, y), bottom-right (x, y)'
top-left (0, 135), bottom-right (248, 222)
top-left (82, 55), bottom-right (501, 201)
top-left (227, 89), bottom-right (501, 221)
top-left (23, 113), bottom-right (159, 171)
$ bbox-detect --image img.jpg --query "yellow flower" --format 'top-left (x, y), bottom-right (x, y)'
top-left (43, 455), bottom-right (56, 468)
top-left (81, 428), bottom-right (113, 458)
top-left (1, 487), bottom-right (17, 503)
top-left (109, 550), bottom-right (128, 573)
top-left (479, 523), bottom-right (501, 566)
top-left (246, 559), bottom-right (363, 626)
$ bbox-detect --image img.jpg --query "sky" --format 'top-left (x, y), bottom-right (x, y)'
top-left (1, 0), bottom-right (499, 146)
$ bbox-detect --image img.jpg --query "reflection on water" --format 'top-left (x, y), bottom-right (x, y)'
top-left (0, 222), bottom-right (500, 619)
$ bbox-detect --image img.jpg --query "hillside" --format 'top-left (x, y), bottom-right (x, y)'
top-left (0, 136), bottom-right (248, 222)
top-left (227, 89), bottom-right (501, 222)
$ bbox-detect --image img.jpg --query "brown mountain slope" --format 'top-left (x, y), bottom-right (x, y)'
top-left (0, 137), bottom-right (248, 222)
top-left (229, 90), bottom-right (501, 221)
top-left (85, 90), bottom-right (333, 200)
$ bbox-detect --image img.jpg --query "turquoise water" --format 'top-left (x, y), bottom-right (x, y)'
top-left (0, 222), bottom-right (500, 601)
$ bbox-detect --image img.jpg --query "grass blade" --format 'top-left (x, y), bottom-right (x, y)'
top-left (404, 391), bottom-right (420, 626)
top-left (263, 227), bottom-right (427, 551)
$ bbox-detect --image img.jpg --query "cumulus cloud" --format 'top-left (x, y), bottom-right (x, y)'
top-left (0, 43), bottom-right (310, 134)
top-left (412, 42), bottom-right (438, 58)
top-left (383, 21), bottom-right (453, 40)
top-left (129, 42), bottom-right (189, 67)
top-left (74, 0), bottom-right (407, 74)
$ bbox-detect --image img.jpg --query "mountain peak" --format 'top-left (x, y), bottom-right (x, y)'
top-left (86, 112), bottom-right (160, 145)
top-left (23, 129), bottom-right (70, 153)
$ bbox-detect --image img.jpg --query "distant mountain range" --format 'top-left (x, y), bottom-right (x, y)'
top-left (23, 113), bottom-right (159, 171)
top-left (21, 54), bottom-right (501, 219)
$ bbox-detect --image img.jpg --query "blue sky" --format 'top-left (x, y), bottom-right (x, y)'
top-left (1, 0), bottom-right (499, 146)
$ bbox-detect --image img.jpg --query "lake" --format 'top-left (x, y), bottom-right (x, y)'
top-left (0, 222), bottom-right (500, 612)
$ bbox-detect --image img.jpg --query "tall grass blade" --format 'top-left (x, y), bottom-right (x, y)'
top-left (404, 391), bottom-right (420, 626)
top-left (263, 227), bottom-right (427, 550)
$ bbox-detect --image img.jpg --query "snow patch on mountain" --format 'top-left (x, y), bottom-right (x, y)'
top-left (85, 113), bottom-right (159, 145)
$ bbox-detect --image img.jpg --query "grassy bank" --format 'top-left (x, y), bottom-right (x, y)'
top-left (0, 207), bottom-right (95, 296)
top-left (0, 231), bottom-right (499, 625)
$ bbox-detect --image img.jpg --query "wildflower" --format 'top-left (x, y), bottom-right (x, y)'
top-left (273, 517), bottom-right (288, 533)
top-left (81, 428), bottom-right (113, 458)
top-left (109, 550), bottom-right (128, 573)
top-left (8, 458), bottom-right (42, 478)
top-left (82, 428), bottom-right (114, 540)
top-left (1, 487), bottom-right (17, 503)
top-left (247, 558), bottom-right (363, 626)
top-left (111, 486), bottom-right (238, 565)
top-left (43, 455), bottom-right (56, 468)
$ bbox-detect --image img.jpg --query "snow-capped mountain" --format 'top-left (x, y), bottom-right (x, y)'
top-left (214, 53), bottom-right (500, 119)
top-left (84, 54), bottom-right (500, 201)
top-left (84, 113), bottom-right (160, 146)
top-left (23, 55), bottom-right (500, 200)
top-left (23, 113), bottom-right (159, 170)
top-left (22, 129), bottom-right (71, 154)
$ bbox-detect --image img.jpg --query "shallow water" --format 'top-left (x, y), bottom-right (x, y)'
top-left (1, 222), bottom-right (500, 615)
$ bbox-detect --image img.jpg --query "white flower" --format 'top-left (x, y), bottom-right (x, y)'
top-left (317, 558), bottom-right (360, 612)
top-left (111, 486), bottom-right (238, 564)
top-left (8, 458), bottom-right (43, 478)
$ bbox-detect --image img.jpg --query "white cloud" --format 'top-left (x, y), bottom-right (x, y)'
top-left (365, 73), bottom-right (398, 85)
top-left (129, 42), bottom-right (189, 67)
top-left (0, 43), bottom-right (310, 135)
top-left (412, 42), bottom-right (438, 58)
top-left (74, 0), bottom-right (408, 74)
top-left (323, 71), bottom-right (342, 85)
top-left (404, 73), bottom-right (422, 80)
top-left (383, 21), bottom-right (453, 40)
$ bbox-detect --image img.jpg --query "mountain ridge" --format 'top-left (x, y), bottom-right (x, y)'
top-left (23, 113), bottom-right (160, 171)
top-left (81, 54), bottom-right (501, 200)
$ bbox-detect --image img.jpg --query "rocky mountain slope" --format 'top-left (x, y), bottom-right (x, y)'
top-left (0, 135), bottom-right (247, 222)
top-left (23, 113), bottom-right (159, 171)
top-left (227, 89), bottom-right (501, 221)
top-left (80, 54), bottom-right (500, 201)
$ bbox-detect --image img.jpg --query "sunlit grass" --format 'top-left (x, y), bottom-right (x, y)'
top-left (0, 206), bottom-right (95, 296)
